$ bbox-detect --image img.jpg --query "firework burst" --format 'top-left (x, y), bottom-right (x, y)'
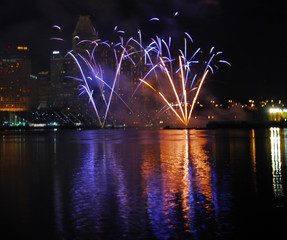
top-left (135, 34), bottom-right (230, 127)
top-left (66, 35), bottom-right (142, 128)
top-left (53, 18), bottom-right (230, 128)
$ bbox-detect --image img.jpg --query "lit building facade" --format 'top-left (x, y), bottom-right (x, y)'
top-left (0, 45), bottom-right (33, 111)
top-left (269, 108), bottom-right (287, 122)
top-left (50, 15), bottom-right (96, 111)
top-left (37, 71), bottom-right (51, 109)
top-left (50, 50), bottom-right (79, 109)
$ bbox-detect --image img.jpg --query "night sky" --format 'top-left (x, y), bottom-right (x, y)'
top-left (0, 0), bottom-right (285, 100)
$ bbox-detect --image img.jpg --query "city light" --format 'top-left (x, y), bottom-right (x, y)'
top-left (17, 46), bottom-right (28, 50)
top-left (269, 108), bottom-right (282, 113)
top-left (268, 107), bottom-right (287, 122)
top-left (1, 16), bottom-right (287, 129)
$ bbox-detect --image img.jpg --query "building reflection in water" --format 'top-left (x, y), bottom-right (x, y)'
top-left (250, 129), bottom-right (258, 192)
top-left (270, 127), bottom-right (283, 197)
top-left (0, 133), bottom-right (30, 229)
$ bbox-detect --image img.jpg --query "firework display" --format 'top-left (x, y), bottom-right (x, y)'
top-left (59, 21), bottom-right (230, 128)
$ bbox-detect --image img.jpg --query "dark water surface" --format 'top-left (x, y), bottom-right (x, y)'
top-left (1, 128), bottom-right (286, 239)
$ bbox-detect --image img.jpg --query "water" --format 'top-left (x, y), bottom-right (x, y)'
top-left (0, 128), bottom-right (286, 239)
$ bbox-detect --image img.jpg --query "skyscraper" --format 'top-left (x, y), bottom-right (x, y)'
top-left (73, 15), bottom-right (97, 56)
top-left (50, 50), bottom-right (76, 109)
top-left (50, 16), bottom-right (97, 111)
top-left (37, 70), bottom-right (50, 109)
top-left (0, 45), bottom-right (34, 111)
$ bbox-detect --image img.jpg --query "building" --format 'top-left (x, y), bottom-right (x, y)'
top-left (0, 45), bottom-right (34, 111)
top-left (72, 15), bottom-right (97, 56)
top-left (50, 50), bottom-right (78, 109)
top-left (50, 15), bottom-right (97, 111)
top-left (37, 71), bottom-right (51, 109)
top-left (49, 15), bottom-right (153, 126)
top-left (269, 108), bottom-right (287, 122)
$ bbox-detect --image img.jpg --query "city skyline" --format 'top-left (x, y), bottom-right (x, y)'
top-left (0, 0), bottom-right (286, 100)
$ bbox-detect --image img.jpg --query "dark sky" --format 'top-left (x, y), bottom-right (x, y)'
top-left (0, 0), bottom-right (285, 100)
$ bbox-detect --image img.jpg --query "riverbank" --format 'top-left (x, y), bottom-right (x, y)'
top-left (2, 120), bottom-right (287, 131)
top-left (205, 121), bottom-right (287, 129)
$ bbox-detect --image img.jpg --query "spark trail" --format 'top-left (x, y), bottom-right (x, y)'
top-left (57, 19), bottom-right (229, 128)
top-left (66, 36), bottom-right (139, 128)
top-left (134, 34), bottom-right (230, 128)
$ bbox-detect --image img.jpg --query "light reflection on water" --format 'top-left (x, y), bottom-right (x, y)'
top-left (0, 129), bottom-right (287, 239)
top-left (141, 130), bottom-right (222, 239)
top-left (270, 127), bottom-right (283, 197)
top-left (62, 130), bottom-right (232, 239)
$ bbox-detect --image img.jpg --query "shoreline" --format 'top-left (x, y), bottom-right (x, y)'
top-left (1, 121), bottom-right (287, 131)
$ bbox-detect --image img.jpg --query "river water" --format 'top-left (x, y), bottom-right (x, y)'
top-left (0, 128), bottom-right (286, 239)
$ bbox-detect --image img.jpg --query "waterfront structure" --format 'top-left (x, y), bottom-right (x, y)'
top-left (37, 71), bottom-right (51, 109)
top-left (0, 45), bottom-right (34, 111)
top-left (50, 16), bottom-right (97, 111)
top-left (50, 50), bottom-right (78, 109)
top-left (269, 108), bottom-right (287, 122)
top-left (72, 15), bottom-right (97, 56)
